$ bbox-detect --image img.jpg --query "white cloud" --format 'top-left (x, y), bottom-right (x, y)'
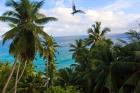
top-left (86, 10), bottom-right (140, 32)
top-left (0, 0), bottom-right (140, 36)
top-left (84, 0), bottom-right (140, 34)
top-left (104, 0), bottom-right (140, 11)
top-left (52, 0), bottom-right (65, 6)
top-left (41, 7), bottom-right (89, 36)
top-left (0, 22), bottom-right (10, 40)
top-left (0, 22), bottom-right (9, 35)
top-left (40, 0), bottom-right (140, 36)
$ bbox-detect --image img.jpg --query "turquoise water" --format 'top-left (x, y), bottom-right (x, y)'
top-left (0, 34), bottom-right (127, 71)
top-left (0, 36), bottom-right (86, 71)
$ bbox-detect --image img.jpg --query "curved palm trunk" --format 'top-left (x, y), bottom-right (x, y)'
top-left (2, 60), bottom-right (17, 93)
top-left (17, 61), bottom-right (27, 82)
top-left (14, 62), bottom-right (21, 93)
top-left (47, 56), bottom-right (53, 87)
top-left (48, 59), bottom-right (52, 87)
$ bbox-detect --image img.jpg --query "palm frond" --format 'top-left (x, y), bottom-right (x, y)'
top-left (5, 0), bottom-right (19, 7)
top-left (101, 27), bottom-right (111, 36)
top-left (104, 69), bottom-right (118, 93)
top-left (0, 16), bottom-right (19, 24)
top-left (8, 23), bottom-right (17, 28)
top-left (35, 17), bottom-right (57, 25)
top-left (70, 44), bottom-right (76, 48)
top-left (118, 70), bottom-right (140, 93)
top-left (126, 30), bottom-right (140, 40)
top-left (117, 39), bottom-right (128, 44)
top-left (94, 22), bottom-right (101, 34)
top-left (36, 13), bottom-right (46, 18)
top-left (34, 26), bottom-right (49, 40)
top-left (88, 28), bottom-right (93, 34)
top-left (33, 0), bottom-right (44, 14)
top-left (3, 11), bottom-right (20, 19)
top-left (2, 27), bottom-right (19, 44)
top-left (135, 80), bottom-right (140, 93)
top-left (9, 35), bottom-right (20, 56)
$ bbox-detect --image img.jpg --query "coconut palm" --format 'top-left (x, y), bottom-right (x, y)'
top-left (118, 69), bottom-right (140, 93)
top-left (88, 40), bottom-right (115, 93)
top-left (70, 39), bottom-right (89, 65)
top-left (86, 22), bottom-right (111, 48)
top-left (70, 40), bottom-right (94, 93)
top-left (89, 39), bottom-right (140, 93)
top-left (0, 0), bottom-right (57, 92)
top-left (114, 30), bottom-right (140, 62)
top-left (57, 67), bottom-right (78, 87)
top-left (41, 36), bottom-right (59, 87)
top-left (126, 29), bottom-right (140, 42)
top-left (16, 65), bottom-right (45, 93)
top-left (0, 63), bottom-right (11, 91)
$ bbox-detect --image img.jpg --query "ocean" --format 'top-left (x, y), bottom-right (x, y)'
top-left (0, 34), bottom-right (127, 71)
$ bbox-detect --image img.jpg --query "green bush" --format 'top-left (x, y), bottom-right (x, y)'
top-left (46, 86), bottom-right (80, 93)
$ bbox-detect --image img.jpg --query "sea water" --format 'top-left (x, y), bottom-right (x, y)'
top-left (0, 34), bottom-right (127, 71)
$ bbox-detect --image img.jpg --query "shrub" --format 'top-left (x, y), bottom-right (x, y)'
top-left (46, 86), bottom-right (80, 93)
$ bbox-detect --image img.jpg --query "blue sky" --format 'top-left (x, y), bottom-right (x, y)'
top-left (0, 0), bottom-right (140, 36)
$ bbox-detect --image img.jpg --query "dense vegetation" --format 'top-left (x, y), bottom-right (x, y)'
top-left (0, 0), bottom-right (140, 93)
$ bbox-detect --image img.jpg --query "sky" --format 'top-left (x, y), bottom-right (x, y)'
top-left (0, 0), bottom-right (140, 36)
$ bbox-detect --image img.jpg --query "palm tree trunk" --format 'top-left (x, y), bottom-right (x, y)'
top-left (17, 61), bottom-right (27, 82)
top-left (14, 62), bottom-right (20, 93)
top-left (2, 60), bottom-right (17, 93)
top-left (48, 57), bottom-right (53, 87)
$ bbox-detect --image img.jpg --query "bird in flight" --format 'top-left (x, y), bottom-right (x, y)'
top-left (71, 0), bottom-right (85, 15)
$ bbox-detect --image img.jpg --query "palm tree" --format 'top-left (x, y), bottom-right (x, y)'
top-left (0, 0), bottom-right (57, 92)
top-left (70, 39), bottom-right (93, 93)
top-left (114, 29), bottom-right (140, 62)
top-left (16, 64), bottom-right (45, 93)
top-left (87, 40), bottom-right (115, 93)
top-left (118, 69), bottom-right (140, 93)
top-left (41, 36), bottom-right (59, 87)
top-left (126, 29), bottom-right (140, 42)
top-left (57, 67), bottom-right (78, 87)
top-left (86, 22), bottom-right (111, 48)
top-left (0, 63), bottom-right (11, 91)
top-left (70, 39), bottom-right (89, 65)
top-left (89, 39), bottom-right (140, 93)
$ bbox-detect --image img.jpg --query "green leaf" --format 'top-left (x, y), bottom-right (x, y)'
top-left (0, 16), bottom-right (19, 24)
top-left (35, 17), bottom-right (57, 25)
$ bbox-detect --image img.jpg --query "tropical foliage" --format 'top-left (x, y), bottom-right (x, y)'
top-left (0, 0), bottom-right (57, 93)
top-left (0, 0), bottom-right (140, 93)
